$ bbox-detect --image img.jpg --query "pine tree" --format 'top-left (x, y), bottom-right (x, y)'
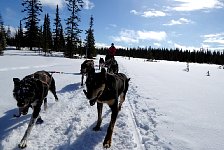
top-left (17, 20), bottom-right (24, 49)
top-left (0, 13), bottom-right (6, 54)
top-left (22, 0), bottom-right (42, 50)
top-left (64, 0), bottom-right (84, 58)
top-left (85, 15), bottom-right (95, 58)
top-left (6, 26), bottom-right (11, 40)
top-left (53, 4), bottom-right (62, 52)
top-left (38, 25), bottom-right (43, 53)
top-left (6, 26), bottom-right (15, 46)
top-left (59, 27), bottom-right (65, 52)
top-left (42, 13), bottom-right (53, 54)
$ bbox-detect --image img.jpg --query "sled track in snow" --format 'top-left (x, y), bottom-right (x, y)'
top-left (126, 92), bottom-right (145, 150)
top-left (119, 61), bottom-right (169, 150)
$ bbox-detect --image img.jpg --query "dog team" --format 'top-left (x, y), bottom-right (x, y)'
top-left (12, 56), bottom-right (130, 149)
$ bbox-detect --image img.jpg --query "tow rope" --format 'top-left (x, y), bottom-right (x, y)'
top-left (47, 71), bottom-right (81, 75)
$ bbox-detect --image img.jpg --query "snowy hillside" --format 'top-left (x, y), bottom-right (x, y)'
top-left (0, 50), bottom-right (224, 150)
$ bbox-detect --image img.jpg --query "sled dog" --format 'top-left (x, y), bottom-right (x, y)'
top-left (83, 68), bottom-right (130, 148)
top-left (13, 70), bottom-right (58, 149)
top-left (80, 59), bottom-right (94, 86)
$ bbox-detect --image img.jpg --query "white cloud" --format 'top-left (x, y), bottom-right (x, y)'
top-left (167, 40), bottom-right (199, 51)
top-left (172, 0), bottom-right (224, 11)
top-left (82, 0), bottom-right (95, 9)
top-left (201, 44), bottom-right (210, 49)
top-left (130, 9), bottom-right (166, 17)
top-left (137, 31), bottom-right (167, 41)
top-left (112, 30), bottom-right (139, 43)
top-left (169, 39), bottom-right (224, 51)
top-left (40, 0), bottom-right (94, 9)
top-left (174, 43), bottom-right (199, 51)
top-left (200, 43), bottom-right (224, 51)
top-left (95, 42), bottom-right (125, 49)
top-left (163, 18), bottom-right (193, 26)
top-left (112, 29), bottom-right (167, 44)
top-left (154, 43), bottom-right (161, 47)
top-left (95, 42), bottom-right (109, 48)
top-left (130, 10), bottom-right (139, 15)
top-left (142, 10), bottom-right (166, 17)
top-left (203, 33), bottom-right (224, 44)
top-left (40, 0), bottom-right (65, 8)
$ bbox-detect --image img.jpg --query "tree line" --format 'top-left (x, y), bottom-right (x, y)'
top-left (97, 47), bottom-right (224, 65)
top-left (0, 0), bottom-right (96, 58)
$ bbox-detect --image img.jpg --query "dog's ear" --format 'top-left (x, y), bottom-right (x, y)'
top-left (13, 78), bottom-right (20, 86)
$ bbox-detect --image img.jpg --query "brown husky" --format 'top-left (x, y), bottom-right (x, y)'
top-left (83, 68), bottom-right (130, 148)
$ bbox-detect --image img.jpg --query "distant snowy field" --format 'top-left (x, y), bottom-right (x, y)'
top-left (0, 49), bottom-right (224, 150)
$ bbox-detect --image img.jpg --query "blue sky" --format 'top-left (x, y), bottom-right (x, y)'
top-left (0, 0), bottom-right (224, 51)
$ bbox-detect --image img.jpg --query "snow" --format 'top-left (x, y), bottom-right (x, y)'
top-left (0, 49), bottom-right (224, 150)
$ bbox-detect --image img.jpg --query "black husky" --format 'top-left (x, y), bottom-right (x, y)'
top-left (105, 58), bottom-right (119, 74)
top-left (13, 70), bottom-right (58, 149)
top-left (80, 59), bottom-right (94, 86)
top-left (99, 57), bottom-right (105, 70)
top-left (83, 68), bottom-right (130, 148)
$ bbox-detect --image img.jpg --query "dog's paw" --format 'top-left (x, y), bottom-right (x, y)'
top-left (93, 126), bottom-right (101, 131)
top-left (83, 89), bottom-right (87, 96)
top-left (18, 139), bottom-right (27, 149)
top-left (103, 140), bottom-right (111, 148)
top-left (89, 100), bottom-right (96, 106)
top-left (36, 117), bottom-right (44, 124)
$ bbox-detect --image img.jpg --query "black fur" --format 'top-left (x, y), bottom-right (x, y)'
top-left (105, 58), bottom-right (119, 74)
top-left (80, 59), bottom-right (94, 86)
top-left (99, 57), bottom-right (105, 70)
top-left (13, 70), bottom-right (58, 149)
top-left (83, 68), bottom-right (130, 148)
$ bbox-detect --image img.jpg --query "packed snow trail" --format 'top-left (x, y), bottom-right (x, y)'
top-left (1, 56), bottom-right (152, 150)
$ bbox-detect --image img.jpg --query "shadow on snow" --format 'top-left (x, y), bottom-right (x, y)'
top-left (0, 108), bottom-right (31, 141)
top-left (57, 82), bottom-right (81, 94)
top-left (56, 110), bottom-right (112, 150)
